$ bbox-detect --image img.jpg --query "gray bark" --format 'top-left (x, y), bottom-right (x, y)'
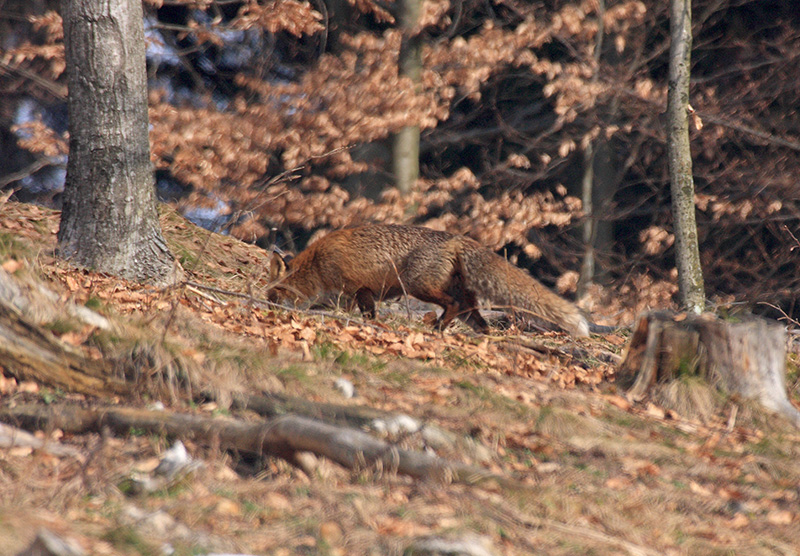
top-left (667, 0), bottom-right (705, 312)
top-left (579, 142), bottom-right (596, 294)
top-left (393, 125), bottom-right (421, 195)
top-left (0, 291), bottom-right (129, 397)
top-left (392, 0), bottom-right (422, 195)
top-left (59, 0), bottom-right (181, 286)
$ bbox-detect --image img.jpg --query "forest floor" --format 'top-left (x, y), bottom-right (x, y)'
top-left (1, 200), bottom-right (800, 556)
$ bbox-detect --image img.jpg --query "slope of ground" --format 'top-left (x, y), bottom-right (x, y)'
top-left (1, 200), bottom-right (799, 556)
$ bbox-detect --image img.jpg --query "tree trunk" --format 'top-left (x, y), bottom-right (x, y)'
top-left (59, 0), bottom-right (181, 286)
top-left (617, 311), bottom-right (800, 428)
top-left (667, 0), bottom-right (704, 312)
top-left (392, 0), bottom-right (422, 195)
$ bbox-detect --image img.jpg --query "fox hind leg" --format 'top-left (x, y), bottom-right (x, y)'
top-left (459, 307), bottom-right (489, 334)
top-left (433, 293), bottom-right (488, 334)
top-left (438, 268), bottom-right (489, 334)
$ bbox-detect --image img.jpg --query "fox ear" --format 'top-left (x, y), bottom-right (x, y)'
top-left (271, 246), bottom-right (293, 265)
top-left (268, 248), bottom-right (288, 282)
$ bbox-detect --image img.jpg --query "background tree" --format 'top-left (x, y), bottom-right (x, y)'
top-left (667, 0), bottom-right (705, 313)
top-left (392, 0), bottom-right (423, 195)
top-left (58, 0), bottom-right (180, 286)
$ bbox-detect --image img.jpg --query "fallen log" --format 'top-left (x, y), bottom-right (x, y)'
top-left (0, 404), bottom-right (514, 488)
top-left (0, 267), bottom-right (111, 331)
top-left (617, 311), bottom-right (800, 427)
top-left (0, 300), bottom-right (129, 398)
top-left (225, 391), bottom-right (492, 464)
top-left (227, 391), bottom-right (393, 429)
top-left (0, 268), bottom-right (128, 397)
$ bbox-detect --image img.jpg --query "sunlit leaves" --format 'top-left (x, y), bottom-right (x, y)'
top-left (235, 0), bottom-right (324, 36)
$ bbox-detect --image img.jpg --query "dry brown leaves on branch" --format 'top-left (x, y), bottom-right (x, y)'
top-left (11, 120), bottom-right (68, 158)
top-left (349, 0), bottom-right (395, 24)
top-left (29, 10), bottom-right (64, 42)
top-left (235, 0), bottom-right (324, 36)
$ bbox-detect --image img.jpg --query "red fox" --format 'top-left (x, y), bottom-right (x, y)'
top-left (269, 225), bottom-right (606, 337)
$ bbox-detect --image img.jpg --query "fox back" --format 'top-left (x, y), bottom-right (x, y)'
top-left (270, 225), bottom-right (455, 299)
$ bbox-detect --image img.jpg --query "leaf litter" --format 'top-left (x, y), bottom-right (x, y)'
top-left (1, 201), bottom-right (800, 555)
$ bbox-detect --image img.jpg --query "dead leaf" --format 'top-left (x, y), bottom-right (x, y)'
top-left (65, 274), bottom-right (79, 291)
top-left (606, 395), bottom-right (631, 411)
top-left (18, 381), bottom-right (39, 394)
top-left (689, 481), bottom-right (713, 497)
top-left (0, 375), bottom-right (17, 394)
top-left (1, 259), bottom-right (22, 273)
top-left (319, 521), bottom-right (344, 545)
top-left (767, 510), bottom-right (794, 525)
top-left (59, 331), bottom-right (85, 347)
top-left (8, 446), bottom-right (33, 457)
top-left (645, 403), bottom-right (666, 419)
top-left (215, 499), bottom-right (242, 516)
top-left (375, 515), bottom-right (419, 536)
top-left (729, 513), bottom-right (749, 529)
top-left (605, 476), bottom-right (633, 489)
top-left (265, 492), bottom-right (292, 512)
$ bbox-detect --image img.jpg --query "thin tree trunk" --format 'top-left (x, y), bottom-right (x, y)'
top-left (59, 0), bottom-right (181, 286)
top-left (578, 0), bottom-right (605, 296)
top-left (579, 141), bottom-right (596, 295)
top-left (667, 0), bottom-right (705, 312)
top-left (392, 0), bottom-right (422, 195)
top-left (579, 138), bottom-right (619, 296)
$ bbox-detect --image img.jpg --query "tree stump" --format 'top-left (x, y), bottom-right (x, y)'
top-left (617, 311), bottom-right (800, 428)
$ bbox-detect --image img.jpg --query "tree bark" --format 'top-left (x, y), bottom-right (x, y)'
top-left (59, 0), bottom-right (181, 286)
top-left (392, 0), bottom-right (422, 195)
top-left (667, 0), bottom-right (705, 312)
top-left (617, 311), bottom-right (800, 428)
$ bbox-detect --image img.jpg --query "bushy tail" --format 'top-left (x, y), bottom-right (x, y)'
top-left (458, 246), bottom-right (590, 337)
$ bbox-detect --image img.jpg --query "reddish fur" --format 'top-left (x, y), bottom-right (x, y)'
top-left (270, 225), bottom-right (590, 337)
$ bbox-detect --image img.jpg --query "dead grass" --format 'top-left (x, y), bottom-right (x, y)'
top-left (1, 201), bottom-right (800, 555)
top-left (653, 376), bottom-right (724, 423)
